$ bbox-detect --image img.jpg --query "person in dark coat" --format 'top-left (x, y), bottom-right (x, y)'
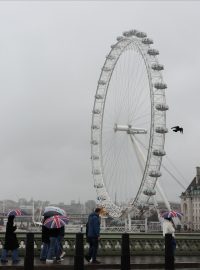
top-left (85, 208), bottom-right (101, 264)
top-left (46, 228), bottom-right (61, 263)
top-left (1, 215), bottom-right (20, 263)
top-left (57, 226), bottom-right (65, 260)
top-left (40, 217), bottom-right (50, 262)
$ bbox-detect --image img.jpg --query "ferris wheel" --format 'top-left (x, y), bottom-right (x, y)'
top-left (91, 30), bottom-right (169, 218)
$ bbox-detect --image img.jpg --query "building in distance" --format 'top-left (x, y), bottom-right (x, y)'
top-left (180, 166), bottom-right (200, 231)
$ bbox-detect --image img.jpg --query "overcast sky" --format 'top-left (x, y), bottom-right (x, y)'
top-left (0, 1), bottom-right (199, 205)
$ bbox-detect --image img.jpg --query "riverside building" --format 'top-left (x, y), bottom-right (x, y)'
top-left (180, 167), bottom-right (200, 231)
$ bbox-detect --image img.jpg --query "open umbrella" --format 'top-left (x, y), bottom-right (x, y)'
top-left (7, 209), bottom-right (25, 217)
top-left (43, 206), bottom-right (66, 217)
top-left (161, 210), bottom-right (183, 219)
top-left (44, 215), bottom-right (69, 229)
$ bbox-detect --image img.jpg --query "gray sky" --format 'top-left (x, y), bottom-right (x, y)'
top-left (0, 1), bottom-right (199, 204)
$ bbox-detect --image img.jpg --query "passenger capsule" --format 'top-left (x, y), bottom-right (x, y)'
top-left (147, 49), bottom-right (159, 56)
top-left (94, 183), bottom-right (103, 188)
top-left (116, 36), bottom-right (123, 41)
top-left (142, 38), bottom-right (153, 45)
top-left (98, 80), bottom-right (107, 85)
top-left (106, 55), bottom-right (115, 60)
top-left (152, 64), bottom-right (164, 71)
top-left (102, 67), bottom-right (112, 72)
top-left (111, 44), bottom-right (120, 49)
top-left (93, 109), bottom-right (101, 114)
top-left (135, 31), bottom-right (147, 38)
top-left (149, 170), bottom-right (162, 177)
top-left (97, 195), bottom-right (107, 201)
top-left (91, 155), bottom-right (99, 160)
top-left (95, 94), bottom-right (104, 100)
top-left (91, 125), bottom-right (100, 129)
top-left (122, 29), bottom-right (137, 37)
top-left (155, 127), bottom-right (168, 134)
top-left (153, 149), bottom-right (166, 156)
top-left (91, 140), bottom-right (98, 145)
top-left (155, 104), bottom-right (169, 111)
top-left (93, 169), bottom-right (101, 175)
top-left (154, 82), bottom-right (167, 89)
top-left (143, 188), bottom-right (156, 196)
top-left (122, 31), bottom-right (130, 37)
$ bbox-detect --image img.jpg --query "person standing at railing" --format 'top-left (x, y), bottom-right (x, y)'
top-left (40, 216), bottom-right (50, 262)
top-left (163, 217), bottom-right (176, 255)
top-left (1, 215), bottom-right (20, 264)
top-left (46, 228), bottom-right (60, 264)
top-left (85, 207), bottom-right (101, 264)
top-left (56, 225), bottom-right (65, 261)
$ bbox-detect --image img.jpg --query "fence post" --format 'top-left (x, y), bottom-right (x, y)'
top-left (74, 232), bottom-right (84, 270)
top-left (24, 232), bottom-right (34, 270)
top-left (165, 233), bottom-right (174, 270)
top-left (121, 233), bottom-right (130, 270)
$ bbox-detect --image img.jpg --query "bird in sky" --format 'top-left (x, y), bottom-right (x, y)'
top-left (171, 126), bottom-right (183, 134)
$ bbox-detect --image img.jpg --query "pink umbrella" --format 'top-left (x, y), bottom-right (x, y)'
top-left (44, 215), bottom-right (69, 229)
top-left (7, 209), bottom-right (25, 217)
top-left (161, 210), bottom-right (183, 219)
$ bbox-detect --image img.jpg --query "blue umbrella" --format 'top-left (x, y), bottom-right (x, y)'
top-left (43, 206), bottom-right (66, 217)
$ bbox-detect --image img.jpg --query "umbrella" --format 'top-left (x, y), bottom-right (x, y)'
top-left (44, 215), bottom-right (69, 229)
top-left (161, 210), bottom-right (183, 219)
top-left (43, 206), bottom-right (66, 217)
top-left (7, 209), bottom-right (24, 217)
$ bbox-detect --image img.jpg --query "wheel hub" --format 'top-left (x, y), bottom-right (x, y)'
top-left (114, 124), bottom-right (147, 134)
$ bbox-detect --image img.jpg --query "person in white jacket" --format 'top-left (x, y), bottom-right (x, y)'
top-left (162, 217), bottom-right (176, 255)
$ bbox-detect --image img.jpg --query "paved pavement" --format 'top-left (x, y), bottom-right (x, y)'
top-left (0, 256), bottom-right (200, 269)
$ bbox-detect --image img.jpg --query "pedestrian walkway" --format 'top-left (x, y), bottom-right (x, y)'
top-left (0, 256), bottom-right (200, 270)
top-left (0, 256), bottom-right (200, 269)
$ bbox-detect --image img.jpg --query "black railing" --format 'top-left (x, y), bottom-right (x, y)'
top-left (22, 232), bottom-right (175, 269)
top-left (74, 232), bottom-right (84, 270)
top-left (24, 232), bottom-right (34, 270)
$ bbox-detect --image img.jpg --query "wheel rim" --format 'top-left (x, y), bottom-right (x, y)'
top-left (91, 30), bottom-right (168, 218)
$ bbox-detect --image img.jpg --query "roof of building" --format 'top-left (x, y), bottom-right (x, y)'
top-left (181, 176), bottom-right (200, 197)
top-left (186, 177), bottom-right (197, 191)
